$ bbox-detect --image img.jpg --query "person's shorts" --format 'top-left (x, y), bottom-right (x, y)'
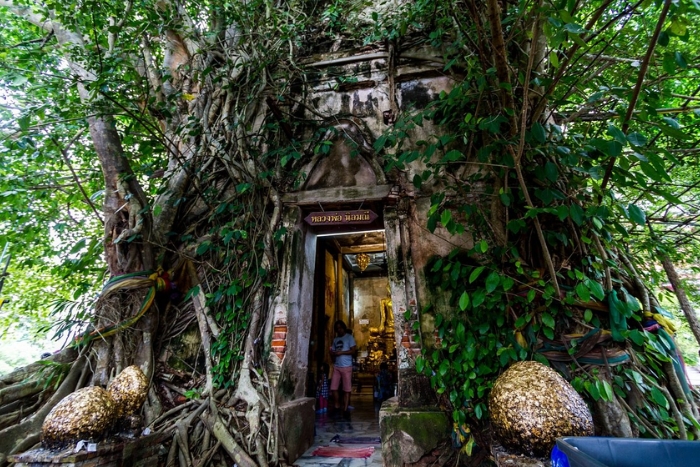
top-left (330, 366), bottom-right (352, 392)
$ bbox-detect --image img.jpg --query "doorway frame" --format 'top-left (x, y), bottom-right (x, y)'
top-left (271, 184), bottom-right (419, 403)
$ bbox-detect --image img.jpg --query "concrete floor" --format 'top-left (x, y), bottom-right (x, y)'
top-left (294, 393), bottom-right (384, 467)
top-left (292, 365), bottom-right (700, 467)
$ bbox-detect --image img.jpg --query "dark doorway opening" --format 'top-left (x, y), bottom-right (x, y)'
top-left (307, 230), bottom-right (397, 423)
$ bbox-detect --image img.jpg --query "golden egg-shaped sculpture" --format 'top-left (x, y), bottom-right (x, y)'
top-left (107, 365), bottom-right (149, 418)
top-left (42, 386), bottom-right (116, 448)
top-left (489, 361), bottom-right (593, 456)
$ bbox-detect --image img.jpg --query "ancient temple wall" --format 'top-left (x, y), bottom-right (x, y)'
top-left (274, 44), bottom-right (478, 403)
top-left (299, 49), bottom-right (471, 324)
top-left (269, 208), bottom-right (318, 400)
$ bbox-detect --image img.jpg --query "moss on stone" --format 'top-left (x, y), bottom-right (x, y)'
top-left (380, 402), bottom-right (450, 467)
top-left (277, 367), bottom-right (297, 398)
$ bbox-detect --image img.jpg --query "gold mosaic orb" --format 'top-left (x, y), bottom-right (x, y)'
top-left (107, 365), bottom-right (149, 418)
top-left (42, 386), bottom-right (116, 447)
top-left (489, 361), bottom-right (593, 456)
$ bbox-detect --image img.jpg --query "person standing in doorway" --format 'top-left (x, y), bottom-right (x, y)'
top-left (330, 320), bottom-right (356, 420)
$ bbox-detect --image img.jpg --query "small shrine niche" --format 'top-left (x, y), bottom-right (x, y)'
top-left (303, 119), bottom-right (381, 190)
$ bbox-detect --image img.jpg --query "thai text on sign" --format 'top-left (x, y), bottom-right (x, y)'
top-left (304, 210), bottom-right (378, 226)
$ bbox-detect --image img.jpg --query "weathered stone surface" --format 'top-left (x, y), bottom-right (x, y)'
top-left (42, 386), bottom-right (116, 447)
top-left (107, 365), bottom-right (148, 418)
top-left (379, 397), bottom-right (450, 467)
top-left (492, 443), bottom-right (549, 467)
top-left (397, 369), bottom-right (436, 408)
top-left (278, 397), bottom-right (315, 463)
top-left (13, 432), bottom-right (169, 466)
top-left (489, 361), bottom-right (593, 456)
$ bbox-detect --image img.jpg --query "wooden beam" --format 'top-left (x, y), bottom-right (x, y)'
top-left (340, 244), bottom-right (385, 254)
top-left (282, 185), bottom-right (394, 205)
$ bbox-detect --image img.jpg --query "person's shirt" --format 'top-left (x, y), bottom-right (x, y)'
top-left (332, 333), bottom-right (356, 368)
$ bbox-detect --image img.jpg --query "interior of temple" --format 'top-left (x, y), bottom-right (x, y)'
top-left (306, 229), bottom-right (397, 416)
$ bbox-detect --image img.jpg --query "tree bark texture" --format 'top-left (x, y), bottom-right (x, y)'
top-left (661, 254), bottom-right (700, 347)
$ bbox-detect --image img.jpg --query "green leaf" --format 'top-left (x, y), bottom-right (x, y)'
top-left (674, 51), bottom-right (687, 69)
top-left (627, 132), bottom-right (647, 147)
top-left (441, 210), bottom-right (452, 226)
top-left (464, 436), bottom-right (476, 455)
top-left (549, 51), bottom-right (560, 68)
top-left (650, 387), bottom-right (668, 409)
top-left (628, 204), bottom-right (646, 225)
top-left (69, 238), bottom-right (86, 254)
top-left (502, 276), bottom-right (515, 291)
top-left (439, 359), bottom-right (450, 376)
top-left (607, 125), bottom-right (626, 145)
top-left (18, 115), bottom-right (30, 131)
top-left (527, 289), bottom-right (536, 303)
top-left (600, 380), bottom-right (614, 402)
top-left (663, 54), bottom-right (676, 74)
top-left (472, 289), bottom-right (486, 308)
top-left (459, 291), bottom-right (470, 311)
top-left (585, 381), bottom-right (601, 400)
top-left (584, 309), bottom-right (593, 322)
top-left (531, 122), bottom-right (546, 144)
top-left (585, 278), bottom-right (605, 300)
top-left (564, 23), bottom-right (585, 33)
top-left (542, 312), bottom-right (555, 328)
top-left (556, 205), bottom-right (569, 221)
top-left (427, 213), bottom-right (438, 232)
top-left (639, 161), bottom-right (665, 182)
top-left (183, 285), bottom-right (200, 301)
top-left (570, 203), bottom-right (584, 226)
top-left (543, 327), bottom-right (554, 339)
top-left (416, 357), bottom-right (425, 374)
top-left (576, 283), bottom-right (591, 302)
top-left (485, 271), bottom-right (500, 293)
top-left (444, 149), bottom-right (463, 162)
top-left (413, 174), bottom-right (422, 189)
top-left (196, 240), bottom-right (212, 256)
top-left (670, 20), bottom-right (686, 37)
top-left (469, 266), bottom-right (485, 283)
top-left (657, 123), bottom-right (690, 140)
top-left (479, 240), bottom-right (488, 253)
top-left (500, 191), bottom-right (511, 207)
top-left (628, 330), bottom-right (645, 346)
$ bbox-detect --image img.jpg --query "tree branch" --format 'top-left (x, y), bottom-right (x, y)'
top-left (107, 0), bottom-right (133, 54)
top-left (599, 0), bottom-right (673, 193)
top-left (486, 0), bottom-right (517, 133)
top-left (530, 0), bottom-right (616, 122)
top-left (49, 129), bottom-right (105, 225)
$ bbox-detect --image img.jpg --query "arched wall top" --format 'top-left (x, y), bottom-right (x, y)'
top-left (301, 119), bottom-right (386, 191)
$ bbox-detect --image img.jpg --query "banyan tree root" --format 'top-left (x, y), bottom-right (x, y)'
top-left (149, 387), bottom-right (275, 467)
top-left (663, 362), bottom-right (700, 439)
top-left (201, 408), bottom-right (257, 467)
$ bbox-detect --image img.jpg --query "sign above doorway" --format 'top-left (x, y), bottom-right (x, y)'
top-left (304, 210), bottom-right (378, 226)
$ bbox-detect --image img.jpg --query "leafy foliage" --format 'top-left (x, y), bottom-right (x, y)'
top-left (368, 0), bottom-right (700, 442)
top-left (0, 0), bottom-right (699, 460)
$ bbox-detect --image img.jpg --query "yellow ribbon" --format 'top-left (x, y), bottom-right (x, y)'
top-left (644, 310), bottom-right (677, 335)
top-left (75, 267), bottom-right (168, 345)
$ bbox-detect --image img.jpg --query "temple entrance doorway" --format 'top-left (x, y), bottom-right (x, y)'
top-left (307, 228), bottom-right (397, 423)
